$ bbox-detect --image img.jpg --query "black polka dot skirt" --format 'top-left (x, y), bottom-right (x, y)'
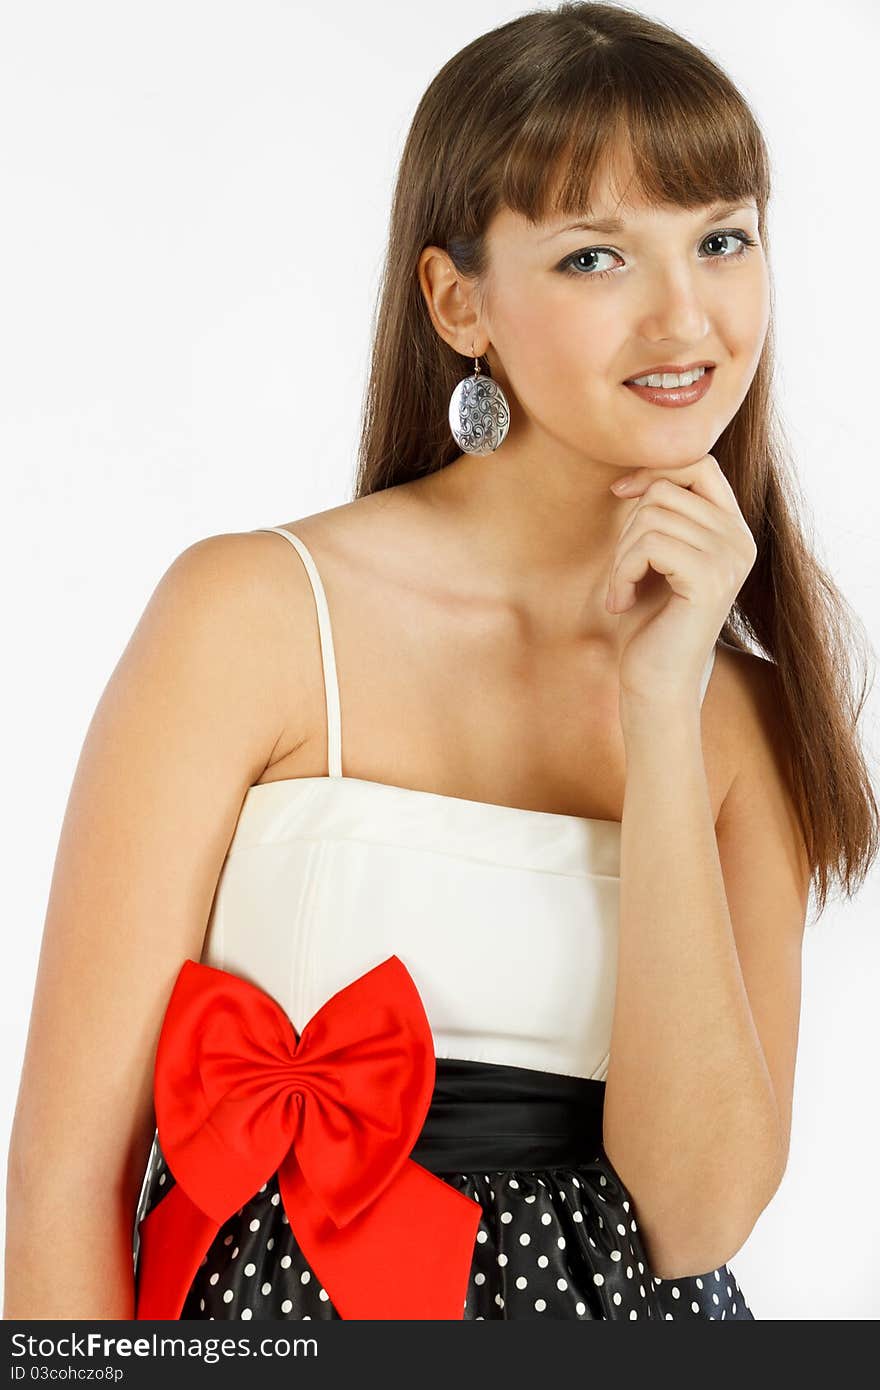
top-left (133, 1057), bottom-right (753, 1321)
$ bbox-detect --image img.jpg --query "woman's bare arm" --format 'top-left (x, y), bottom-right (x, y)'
top-left (4, 531), bottom-right (301, 1318)
top-left (603, 652), bottom-right (810, 1277)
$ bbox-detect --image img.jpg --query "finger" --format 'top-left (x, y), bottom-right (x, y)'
top-left (609, 531), bottom-right (710, 612)
top-left (612, 483), bottom-right (725, 559)
top-left (619, 477), bottom-right (729, 538)
top-left (615, 454), bottom-right (740, 517)
top-left (609, 505), bottom-right (714, 610)
top-left (611, 505), bottom-right (711, 592)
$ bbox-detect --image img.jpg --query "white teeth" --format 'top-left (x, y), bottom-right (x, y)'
top-left (629, 366), bottom-right (707, 388)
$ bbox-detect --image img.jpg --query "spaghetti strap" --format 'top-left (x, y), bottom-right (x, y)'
top-left (253, 527), bottom-right (343, 777)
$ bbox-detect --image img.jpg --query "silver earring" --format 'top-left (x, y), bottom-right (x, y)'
top-left (448, 346), bottom-right (510, 455)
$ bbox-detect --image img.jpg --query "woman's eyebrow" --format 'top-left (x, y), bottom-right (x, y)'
top-left (540, 201), bottom-right (758, 240)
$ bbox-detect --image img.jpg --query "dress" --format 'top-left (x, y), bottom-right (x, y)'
top-left (131, 524), bottom-right (752, 1322)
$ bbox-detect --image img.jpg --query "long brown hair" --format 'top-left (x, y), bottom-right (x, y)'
top-left (352, 1), bottom-right (878, 923)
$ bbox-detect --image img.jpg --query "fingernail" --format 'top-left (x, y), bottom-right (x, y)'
top-left (610, 476), bottom-right (634, 493)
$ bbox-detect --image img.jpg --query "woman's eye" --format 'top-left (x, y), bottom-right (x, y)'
top-left (560, 248), bottom-right (621, 280)
top-left (702, 230), bottom-right (758, 260)
top-left (558, 229), bottom-right (758, 281)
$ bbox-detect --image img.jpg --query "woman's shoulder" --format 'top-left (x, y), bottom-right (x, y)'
top-left (712, 639), bottom-right (780, 719)
top-left (270, 479), bottom-right (430, 561)
top-left (180, 488), bottom-right (414, 611)
top-left (173, 484), bottom-right (428, 727)
top-left (254, 483), bottom-right (442, 607)
top-left (709, 640), bottom-right (792, 812)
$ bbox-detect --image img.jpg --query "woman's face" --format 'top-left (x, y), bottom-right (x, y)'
top-left (478, 173), bottom-right (771, 470)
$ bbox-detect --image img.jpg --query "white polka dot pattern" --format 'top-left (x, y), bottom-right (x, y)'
top-left (134, 1138), bottom-right (753, 1321)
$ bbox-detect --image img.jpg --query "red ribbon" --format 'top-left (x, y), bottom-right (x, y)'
top-left (134, 954), bottom-right (482, 1320)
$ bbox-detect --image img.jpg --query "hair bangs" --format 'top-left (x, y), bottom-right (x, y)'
top-left (499, 48), bottom-right (771, 229)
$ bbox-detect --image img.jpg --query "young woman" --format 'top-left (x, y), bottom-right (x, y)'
top-left (6, 3), bottom-right (876, 1321)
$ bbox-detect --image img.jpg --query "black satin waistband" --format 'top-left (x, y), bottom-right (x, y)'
top-left (408, 1057), bottom-right (606, 1173)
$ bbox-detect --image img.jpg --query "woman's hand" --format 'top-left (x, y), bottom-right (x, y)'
top-left (606, 454), bottom-right (757, 708)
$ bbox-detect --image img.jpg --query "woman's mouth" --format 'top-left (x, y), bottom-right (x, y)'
top-left (622, 364), bottom-right (715, 408)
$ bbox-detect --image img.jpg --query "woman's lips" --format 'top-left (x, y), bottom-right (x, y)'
top-left (623, 365), bottom-right (715, 408)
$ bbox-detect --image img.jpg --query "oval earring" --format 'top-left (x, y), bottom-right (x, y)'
top-left (448, 344), bottom-right (510, 455)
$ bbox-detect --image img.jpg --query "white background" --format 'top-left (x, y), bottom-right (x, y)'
top-left (1, 0), bottom-right (878, 1320)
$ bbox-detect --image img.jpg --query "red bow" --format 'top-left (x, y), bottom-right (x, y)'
top-left (134, 954), bottom-right (482, 1320)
